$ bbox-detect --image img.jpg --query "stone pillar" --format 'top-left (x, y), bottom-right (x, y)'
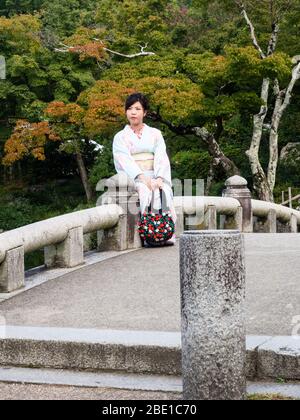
top-left (223, 206), bottom-right (243, 231)
top-left (223, 176), bottom-right (253, 233)
top-left (234, 206), bottom-right (243, 231)
top-left (253, 209), bottom-right (278, 233)
top-left (267, 209), bottom-right (277, 233)
top-left (204, 205), bottom-right (217, 230)
top-left (44, 226), bottom-right (84, 268)
top-left (175, 206), bottom-right (184, 236)
top-left (97, 213), bottom-right (127, 251)
top-left (96, 173), bottom-right (142, 250)
top-left (219, 214), bottom-right (226, 230)
top-left (290, 214), bottom-right (298, 233)
top-left (0, 246), bottom-right (25, 293)
top-left (180, 230), bottom-right (246, 400)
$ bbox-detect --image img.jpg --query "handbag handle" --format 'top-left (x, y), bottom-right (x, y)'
top-left (147, 188), bottom-right (167, 214)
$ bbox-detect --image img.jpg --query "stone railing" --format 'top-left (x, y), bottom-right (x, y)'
top-left (173, 176), bottom-right (300, 235)
top-left (0, 204), bottom-right (128, 293)
top-left (1, 173), bottom-right (300, 294)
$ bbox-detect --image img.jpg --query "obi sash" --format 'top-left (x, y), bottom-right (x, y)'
top-left (132, 152), bottom-right (154, 171)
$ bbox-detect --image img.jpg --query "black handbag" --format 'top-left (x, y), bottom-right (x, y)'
top-left (137, 188), bottom-right (175, 247)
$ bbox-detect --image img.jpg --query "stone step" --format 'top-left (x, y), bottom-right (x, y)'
top-left (0, 326), bottom-right (299, 380)
top-left (0, 367), bottom-right (299, 400)
top-left (0, 366), bottom-right (182, 393)
top-left (0, 327), bottom-right (181, 376)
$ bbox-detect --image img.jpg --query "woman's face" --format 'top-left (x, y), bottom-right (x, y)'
top-left (126, 101), bottom-right (146, 126)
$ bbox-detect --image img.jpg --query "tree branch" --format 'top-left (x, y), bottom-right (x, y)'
top-left (237, 2), bottom-right (266, 59)
top-left (267, 61), bottom-right (300, 193)
top-left (55, 41), bottom-right (155, 58)
top-left (267, 22), bottom-right (279, 56)
top-left (93, 39), bottom-right (156, 58)
top-left (149, 111), bottom-right (239, 174)
top-left (280, 61), bottom-right (300, 115)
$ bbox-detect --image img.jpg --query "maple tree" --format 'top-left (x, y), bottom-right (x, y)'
top-left (2, 119), bottom-right (60, 165)
top-left (1, 0), bottom-right (300, 205)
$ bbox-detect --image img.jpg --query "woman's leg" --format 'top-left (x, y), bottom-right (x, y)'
top-left (135, 181), bottom-right (152, 214)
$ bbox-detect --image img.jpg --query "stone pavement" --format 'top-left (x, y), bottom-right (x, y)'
top-left (0, 233), bottom-right (300, 398)
top-left (0, 234), bottom-right (299, 335)
top-left (0, 380), bottom-right (299, 400)
top-left (0, 382), bottom-right (181, 400)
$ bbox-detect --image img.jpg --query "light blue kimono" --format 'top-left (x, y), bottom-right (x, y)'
top-left (113, 124), bottom-right (176, 222)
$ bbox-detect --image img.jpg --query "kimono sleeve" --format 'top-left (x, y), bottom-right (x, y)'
top-left (113, 133), bottom-right (143, 181)
top-left (154, 130), bottom-right (172, 186)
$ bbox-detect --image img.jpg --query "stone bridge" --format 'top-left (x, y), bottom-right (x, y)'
top-left (0, 175), bottom-right (299, 392)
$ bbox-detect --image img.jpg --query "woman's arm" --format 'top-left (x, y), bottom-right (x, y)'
top-left (153, 130), bottom-right (172, 186)
top-left (113, 134), bottom-right (143, 181)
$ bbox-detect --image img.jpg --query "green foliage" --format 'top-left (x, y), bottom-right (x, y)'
top-left (0, 0), bottom-right (44, 16)
top-left (0, 197), bottom-right (34, 230)
top-left (88, 138), bottom-right (115, 187)
top-left (94, 0), bottom-right (173, 53)
top-left (0, 177), bottom-right (86, 231)
top-left (171, 150), bottom-right (210, 180)
top-left (41, 0), bottom-right (96, 38)
top-left (0, 0), bottom-right (300, 211)
top-left (0, 14), bottom-right (42, 55)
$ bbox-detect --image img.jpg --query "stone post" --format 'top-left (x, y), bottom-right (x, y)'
top-left (290, 214), bottom-right (298, 233)
top-left (267, 209), bottom-right (277, 233)
top-left (96, 173), bottom-right (142, 250)
top-left (180, 230), bottom-right (246, 400)
top-left (97, 213), bottom-right (127, 252)
top-left (204, 205), bottom-right (217, 230)
top-left (175, 206), bottom-right (184, 236)
top-left (44, 226), bottom-right (84, 268)
top-left (223, 176), bottom-right (253, 233)
top-left (0, 246), bottom-right (25, 293)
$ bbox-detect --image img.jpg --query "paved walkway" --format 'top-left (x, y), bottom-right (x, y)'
top-left (0, 234), bottom-right (299, 336)
top-left (0, 382), bottom-right (181, 400)
top-left (0, 381), bottom-right (299, 400)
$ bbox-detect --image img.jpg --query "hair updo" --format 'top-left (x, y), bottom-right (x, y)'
top-left (125, 92), bottom-right (149, 112)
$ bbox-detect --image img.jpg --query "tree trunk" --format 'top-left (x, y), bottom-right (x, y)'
top-left (268, 63), bottom-right (300, 194)
top-left (240, 5), bottom-right (300, 202)
top-left (267, 84), bottom-right (282, 194)
top-left (246, 78), bottom-right (274, 201)
top-left (205, 158), bottom-right (220, 195)
top-left (75, 152), bottom-right (94, 202)
top-left (17, 161), bottom-right (22, 181)
top-left (192, 127), bottom-right (240, 178)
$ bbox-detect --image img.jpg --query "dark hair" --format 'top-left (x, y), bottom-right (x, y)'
top-left (125, 93), bottom-right (149, 112)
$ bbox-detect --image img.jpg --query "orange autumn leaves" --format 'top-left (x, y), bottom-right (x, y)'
top-left (78, 81), bottom-right (134, 134)
top-left (2, 81), bottom-right (133, 165)
top-left (2, 75), bottom-right (203, 166)
top-left (2, 103), bottom-right (83, 165)
top-left (2, 120), bottom-right (60, 165)
top-left (63, 28), bottom-right (109, 63)
top-left (69, 42), bottom-right (107, 63)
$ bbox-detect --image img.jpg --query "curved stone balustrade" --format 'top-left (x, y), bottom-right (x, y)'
top-left (173, 196), bottom-right (300, 229)
top-left (251, 199), bottom-right (300, 224)
top-left (173, 196), bottom-right (241, 215)
top-left (0, 204), bottom-right (126, 293)
top-left (2, 173), bottom-right (300, 294)
top-left (0, 204), bottom-right (122, 265)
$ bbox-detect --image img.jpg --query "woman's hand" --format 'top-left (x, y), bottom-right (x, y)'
top-left (150, 177), bottom-right (164, 191)
top-left (155, 177), bottom-right (164, 189)
top-left (137, 174), bottom-right (152, 190)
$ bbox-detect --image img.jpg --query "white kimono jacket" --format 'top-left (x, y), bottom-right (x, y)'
top-left (113, 124), bottom-right (176, 223)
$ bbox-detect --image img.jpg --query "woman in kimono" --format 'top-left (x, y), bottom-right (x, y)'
top-left (113, 92), bottom-right (177, 244)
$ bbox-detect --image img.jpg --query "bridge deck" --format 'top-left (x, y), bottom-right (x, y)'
top-left (0, 234), bottom-right (299, 336)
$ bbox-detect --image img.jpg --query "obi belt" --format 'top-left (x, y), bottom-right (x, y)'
top-left (131, 152), bottom-right (154, 172)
